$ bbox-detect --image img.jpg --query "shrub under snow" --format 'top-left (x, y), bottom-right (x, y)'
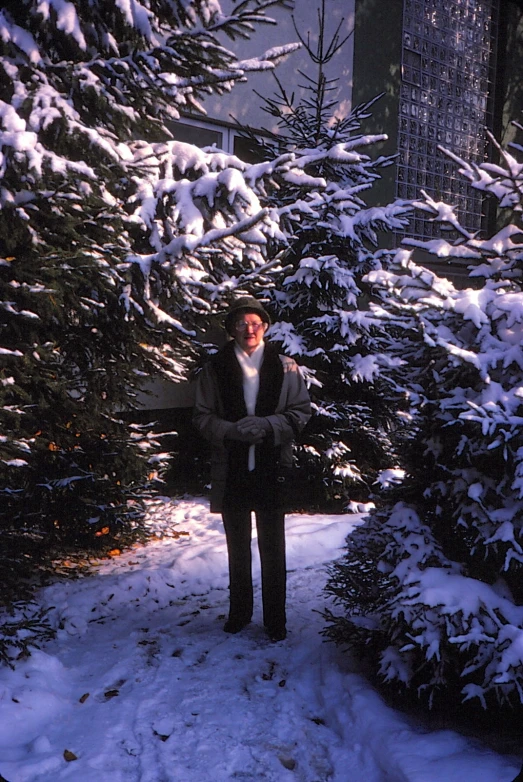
top-left (325, 124), bottom-right (523, 708)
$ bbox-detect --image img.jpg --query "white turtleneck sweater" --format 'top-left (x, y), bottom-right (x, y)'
top-left (234, 340), bottom-right (265, 470)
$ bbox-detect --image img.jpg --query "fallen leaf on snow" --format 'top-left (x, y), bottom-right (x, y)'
top-left (278, 755), bottom-right (296, 771)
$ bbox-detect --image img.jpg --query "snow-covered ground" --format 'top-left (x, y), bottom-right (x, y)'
top-left (0, 498), bottom-right (520, 782)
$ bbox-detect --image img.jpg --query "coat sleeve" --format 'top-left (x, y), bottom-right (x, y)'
top-left (265, 357), bottom-right (311, 447)
top-left (192, 362), bottom-right (235, 445)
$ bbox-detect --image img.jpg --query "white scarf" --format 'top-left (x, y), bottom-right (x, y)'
top-left (234, 341), bottom-right (264, 470)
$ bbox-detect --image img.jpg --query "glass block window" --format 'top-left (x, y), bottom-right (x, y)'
top-left (397, 0), bottom-right (499, 240)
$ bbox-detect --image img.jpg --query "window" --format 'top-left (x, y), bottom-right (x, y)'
top-left (398, 0), bottom-right (499, 240)
top-left (167, 120), bottom-right (223, 149)
top-left (167, 118), bottom-right (267, 163)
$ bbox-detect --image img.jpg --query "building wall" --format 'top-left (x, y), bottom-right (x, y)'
top-left (354, 0), bottom-right (500, 213)
top-left (352, 0), bottom-right (515, 283)
top-left (497, 0), bottom-right (523, 148)
top-left (197, 0), bottom-right (355, 136)
top-left (352, 0), bottom-right (403, 207)
top-left (169, 0), bottom-right (355, 156)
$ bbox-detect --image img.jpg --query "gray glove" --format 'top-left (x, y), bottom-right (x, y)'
top-left (226, 417), bottom-right (268, 444)
top-left (236, 416), bottom-right (272, 436)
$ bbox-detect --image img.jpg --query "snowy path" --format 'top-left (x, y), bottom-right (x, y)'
top-left (0, 499), bottom-right (520, 782)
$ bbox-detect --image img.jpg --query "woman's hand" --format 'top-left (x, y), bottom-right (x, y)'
top-left (228, 416), bottom-right (271, 443)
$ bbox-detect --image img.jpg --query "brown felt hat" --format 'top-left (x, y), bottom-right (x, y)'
top-left (224, 296), bottom-right (271, 335)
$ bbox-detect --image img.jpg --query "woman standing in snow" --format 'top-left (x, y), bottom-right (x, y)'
top-left (193, 297), bottom-right (311, 642)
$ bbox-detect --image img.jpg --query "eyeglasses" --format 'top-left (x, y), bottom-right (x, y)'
top-left (235, 321), bottom-right (265, 332)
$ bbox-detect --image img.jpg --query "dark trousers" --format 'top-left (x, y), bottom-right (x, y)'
top-left (222, 469), bottom-right (286, 631)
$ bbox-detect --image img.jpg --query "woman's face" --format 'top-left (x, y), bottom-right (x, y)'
top-left (233, 312), bottom-right (268, 355)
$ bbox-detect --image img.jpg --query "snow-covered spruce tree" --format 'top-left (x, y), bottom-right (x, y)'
top-left (0, 0), bottom-right (299, 580)
top-left (235, 2), bottom-right (413, 508)
top-left (324, 125), bottom-right (523, 709)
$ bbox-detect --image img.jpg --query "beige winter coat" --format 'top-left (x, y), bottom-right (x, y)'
top-left (193, 346), bottom-right (311, 512)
